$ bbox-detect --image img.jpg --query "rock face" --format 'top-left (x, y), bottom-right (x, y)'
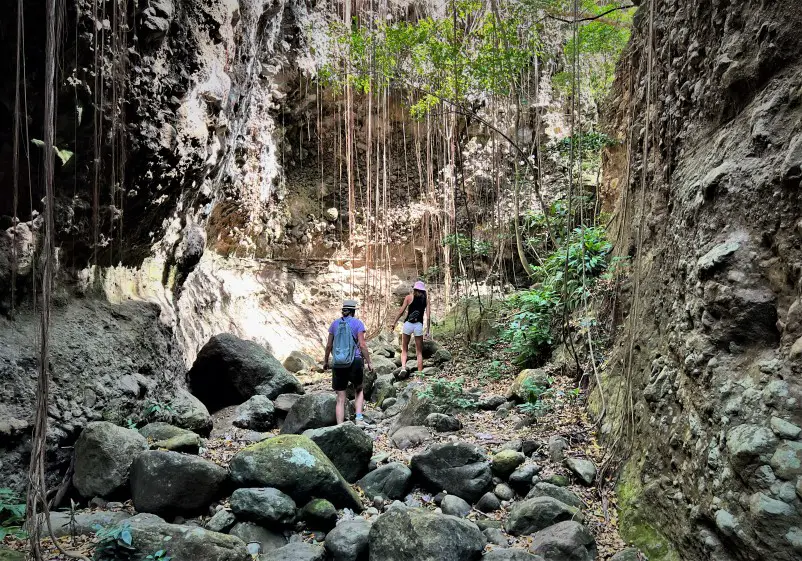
top-left (130, 451), bottom-right (228, 517)
top-left (126, 513), bottom-right (249, 561)
top-left (326, 518), bottom-right (372, 561)
top-left (282, 393), bottom-right (338, 434)
top-left (229, 434), bottom-right (362, 510)
top-left (368, 505), bottom-right (486, 561)
top-left (188, 334), bottom-right (302, 410)
top-left (357, 462), bottom-right (413, 500)
top-left (73, 421), bottom-right (149, 499)
top-left (505, 497), bottom-right (582, 536)
top-left (230, 487), bottom-right (297, 526)
top-left (303, 422), bottom-right (373, 482)
top-left (410, 442), bottom-right (492, 503)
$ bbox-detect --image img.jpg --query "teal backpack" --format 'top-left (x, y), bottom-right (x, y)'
top-left (332, 317), bottom-right (357, 367)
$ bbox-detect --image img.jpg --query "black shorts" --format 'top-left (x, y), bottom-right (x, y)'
top-left (332, 357), bottom-right (364, 392)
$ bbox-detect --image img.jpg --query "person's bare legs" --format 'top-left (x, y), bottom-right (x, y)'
top-left (354, 386), bottom-right (364, 417)
top-left (336, 390), bottom-right (347, 424)
top-left (401, 333), bottom-right (411, 371)
top-left (415, 335), bottom-right (424, 374)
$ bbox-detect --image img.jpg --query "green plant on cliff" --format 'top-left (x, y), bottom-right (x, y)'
top-left (0, 488), bottom-right (27, 540)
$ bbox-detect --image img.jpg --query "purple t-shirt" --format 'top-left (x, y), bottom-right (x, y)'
top-left (329, 316), bottom-right (366, 358)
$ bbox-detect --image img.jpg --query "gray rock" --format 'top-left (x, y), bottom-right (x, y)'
top-left (388, 390), bottom-right (439, 436)
top-left (431, 348), bottom-right (453, 364)
top-left (544, 474), bottom-right (569, 487)
top-left (229, 522), bottom-right (286, 553)
top-left (509, 464), bottom-right (541, 494)
top-left (126, 513), bottom-right (249, 561)
top-left (498, 440), bottom-right (523, 453)
top-left (770, 417), bottom-right (802, 440)
top-left (441, 494), bottom-right (472, 517)
top-left (139, 422), bottom-right (195, 441)
top-left (727, 424), bottom-right (778, 476)
top-left (371, 375), bottom-right (397, 407)
top-left (234, 396), bottom-right (276, 431)
top-left (508, 369), bottom-right (551, 401)
top-left (230, 487), bottom-right (297, 526)
top-left (492, 450), bottom-right (526, 479)
top-left (697, 241), bottom-right (740, 277)
top-left (526, 483), bottom-right (583, 508)
top-left (381, 398), bottom-right (397, 410)
top-left (261, 543), bottom-right (327, 561)
top-left (325, 518), bottom-right (372, 561)
top-left (782, 133), bottom-right (802, 181)
top-left (565, 458), bottom-right (596, 486)
top-left (188, 333), bottom-right (302, 410)
top-left (281, 394), bottom-right (337, 434)
top-left (483, 528), bottom-right (508, 546)
top-left (530, 521), bottom-right (596, 561)
top-left (283, 351), bottom-right (317, 373)
top-left (46, 510), bottom-right (132, 538)
top-left (229, 434), bottom-right (362, 511)
top-left (303, 422), bottom-right (373, 483)
top-left (482, 549), bottom-right (544, 560)
top-left (300, 498), bottom-right (338, 530)
top-left (494, 483), bottom-right (515, 501)
top-left (410, 442), bottom-right (493, 503)
top-left (171, 389), bottom-right (214, 435)
top-left (368, 505), bottom-right (486, 561)
top-left (425, 413), bottom-right (462, 432)
top-left (769, 441), bottom-right (802, 480)
top-left (749, 493), bottom-right (795, 538)
top-left (478, 395), bottom-right (508, 410)
top-left (522, 440), bottom-right (544, 457)
top-left (358, 462), bottom-right (412, 500)
top-left (149, 432), bottom-right (202, 454)
top-left (548, 436), bottom-right (568, 463)
top-left (73, 421), bottom-right (149, 499)
top-left (609, 549), bottom-right (642, 561)
top-left (206, 510), bottom-right (237, 533)
top-left (130, 451), bottom-right (228, 517)
top-left (505, 497), bottom-right (582, 536)
top-left (476, 492), bottom-right (502, 512)
top-left (274, 394), bottom-right (302, 416)
top-left (391, 426), bottom-right (431, 450)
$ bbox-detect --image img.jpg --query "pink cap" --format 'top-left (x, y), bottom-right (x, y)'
top-left (413, 281), bottom-right (426, 291)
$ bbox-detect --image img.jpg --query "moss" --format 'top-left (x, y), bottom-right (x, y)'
top-left (617, 458), bottom-right (681, 561)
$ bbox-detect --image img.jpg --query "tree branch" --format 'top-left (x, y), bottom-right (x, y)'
top-left (547, 5), bottom-right (635, 24)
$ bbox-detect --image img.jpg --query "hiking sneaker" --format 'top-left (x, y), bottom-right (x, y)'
top-left (355, 413), bottom-right (364, 424)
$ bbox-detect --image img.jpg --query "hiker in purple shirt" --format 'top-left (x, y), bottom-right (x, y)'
top-left (323, 299), bottom-right (373, 424)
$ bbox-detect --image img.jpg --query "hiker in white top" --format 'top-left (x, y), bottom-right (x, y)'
top-left (390, 281), bottom-right (431, 378)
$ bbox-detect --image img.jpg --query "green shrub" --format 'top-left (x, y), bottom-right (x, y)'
top-left (0, 488), bottom-right (27, 540)
top-left (418, 377), bottom-right (475, 410)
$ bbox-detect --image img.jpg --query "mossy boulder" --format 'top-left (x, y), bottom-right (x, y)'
top-left (300, 498), bottom-right (337, 530)
top-left (508, 369), bottom-right (551, 402)
top-left (229, 435), bottom-right (362, 511)
top-left (491, 450), bottom-right (526, 479)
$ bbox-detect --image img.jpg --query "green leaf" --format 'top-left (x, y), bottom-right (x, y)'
top-left (55, 147), bottom-right (74, 166)
top-left (31, 139), bottom-right (45, 149)
top-left (121, 528), bottom-right (133, 545)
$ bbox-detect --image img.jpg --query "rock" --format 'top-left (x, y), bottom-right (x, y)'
top-left (206, 510), bottom-right (236, 533)
top-left (441, 494), bottom-right (472, 517)
top-left (509, 464), bottom-right (541, 494)
top-left (0, 547), bottom-right (25, 561)
top-left (483, 528), bottom-right (508, 546)
top-left (770, 441), bottom-right (802, 480)
top-left (358, 462), bottom-right (412, 500)
top-left (476, 492), bottom-right (502, 512)
top-left (498, 440), bottom-right (523, 453)
top-left (381, 398), bottom-right (397, 410)
top-left (411, 442), bottom-right (493, 503)
top-left (565, 458), bottom-right (596, 486)
top-left (130, 451), bottom-right (228, 517)
top-left (749, 492), bottom-right (796, 537)
top-left (508, 369), bottom-right (551, 401)
top-left (188, 333), bottom-right (302, 410)
top-left (234, 396), bottom-right (276, 431)
top-left (478, 395), bottom-right (508, 410)
top-left (73, 421), bottom-right (148, 499)
top-left (368, 505), bottom-right (486, 561)
top-left (547, 436), bottom-right (568, 463)
top-left (302, 422), bottom-right (373, 483)
top-left (782, 134), bottom-right (802, 181)
top-left (494, 483), bottom-right (515, 501)
top-left (482, 549), bottom-right (544, 560)
top-left (431, 348), bottom-right (453, 364)
top-left (526, 483), bottom-right (583, 508)
top-left (281, 393), bottom-right (337, 434)
top-left (425, 413), bottom-right (462, 432)
top-left (283, 351), bottom-right (317, 373)
top-left (771, 417), bottom-right (801, 439)
top-left (388, 392), bottom-right (439, 436)
top-left (492, 450), bottom-right (526, 479)
top-left (609, 549), bottom-right (642, 561)
top-left (230, 487), bottom-right (296, 526)
top-left (371, 375), bottom-right (397, 407)
top-left (152, 432), bottom-right (202, 454)
top-left (505, 497), bottom-right (582, 535)
top-left (544, 474), bottom-right (569, 487)
top-left (326, 519), bottom-right (371, 561)
top-left (46, 510), bottom-right (132, 538)
top-left (229, 435), bottom-right (362, 511)
top-left (300, 499), bottom-right (337, 530)
top-left (476, 520), bottom-right (503, 531)
top-left (139, 422), bottom-right (194, 441)
top-left (530, 521), bottom-right (596, 561)
top-left (325, 208), bottom-right (339, 222)
top-left (262, 543), bottom-right (327, 561)
top-left (372, 356), bottom-right (397, 377)
top-left (391, 426), bottom-right (431, 450)
top-left (273, 394), bottom-right (302, 416)
top-left (697, 241), bottom-right (740, 277)
top-left (229, 522), bottom-right (286, 553)
top-left (522, 440), bottom-right (543, 457)
top-left (171, 388), bottom-right (214, 435)
top-left (126, 513), bottom-right (249, 561)
top-left (727, 424), bottom-right (778, 476)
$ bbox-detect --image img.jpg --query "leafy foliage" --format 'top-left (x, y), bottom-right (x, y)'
top-left (418, 376), bottom-right (475, 409)
top-left (0, 488), bottom-right (27, 540)
top-left (93, 522), bottom-right (136, 561)
top-left (443, 233), bottom-right (491, 258)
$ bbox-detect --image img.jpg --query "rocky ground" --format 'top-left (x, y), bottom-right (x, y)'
top-left (1, 332), bottom-right (640, 561)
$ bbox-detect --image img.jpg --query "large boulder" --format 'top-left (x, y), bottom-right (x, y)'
top-left (565, 458), bottom-right (596, 486)
top-left (233, 395), bottom-right (276, 431)
top-left (281, 393), bottom-right (337, 434)
top-left (508, 369), bottom-right (551, 402)
top-left (388, 392), bottom-right (439, 436)
top-left (529, 521), bottom-right (596, 561)
top-left (187, 333), bottom-right (302, 410)
top-left (369, 505), bottom-right (486, 561)
top-left (130, 451), bottom-right (228, 517)
top-left (303, 422), bottom-right (373, 483)
top-left (526, 483), bottom-right (583, 508)
top-left (505, 497), bottom-right (582, 536)
top-left (262, 543), bottom-right (327, 561)
top-left (73, 421), bottom-right (148, 499)
top-left (283, 350), bottom-right (317, 373)
top-left (391, 426), bottom-right (431, 450)
top-left (230, 487), bottom-right (296, 526)
top-left (125, 513), bottom-right (249, 561)
top-left (369, 374), bottom-right (397, 406)
top-left (410, 442), bottom-right (492, 503)
top-left (372, 356), bottom-right (397, 377)
top-left (357, 462), bottom-right (413, 500)
top-left (491, 450), bottom-right (526, 479)
top-left (326, 518), bottom-right (372, 561)
top-left (170, 388), bottom-right (213, 435)
top-left (229, 435), bottom-right (362, 511)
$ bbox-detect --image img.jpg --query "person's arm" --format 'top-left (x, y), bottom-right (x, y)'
top-left (391, 295), bottom-right (412, 326)
top-left (357, 331), bottom-right (372, 370)
top-left (323, 333), bottom-right (334, 369)
top-left (425, 295), bottom-right (432, 338)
